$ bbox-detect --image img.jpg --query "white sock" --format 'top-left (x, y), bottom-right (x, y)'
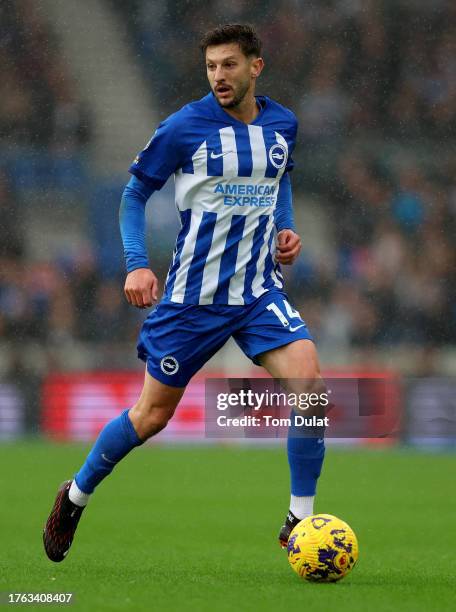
top-left (69, 480), bottom-right (90, 507)
top-left (290, 495), bottom-right (314, 520)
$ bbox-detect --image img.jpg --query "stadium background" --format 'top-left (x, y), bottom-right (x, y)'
top-left (0, 1), bottom-right (455, 611)
top-left (1, 0), bottom-right (454, 442)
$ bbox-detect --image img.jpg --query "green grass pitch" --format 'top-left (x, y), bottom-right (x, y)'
top-left (0, 442), bottom-right (454, 611)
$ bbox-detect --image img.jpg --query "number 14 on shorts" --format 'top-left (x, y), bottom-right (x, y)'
top-left (266, 299), bottom-right (305, 331)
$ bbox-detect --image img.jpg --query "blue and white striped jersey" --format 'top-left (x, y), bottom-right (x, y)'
top-left (129, 92), bottom-right (298, 306)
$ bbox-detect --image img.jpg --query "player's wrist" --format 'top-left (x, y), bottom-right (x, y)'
top-left (126, 263), bottom-right (151, 274)
top-left (276, 226), bottom-right (297, 233)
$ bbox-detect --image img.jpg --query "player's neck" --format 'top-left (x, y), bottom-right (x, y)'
top-left (223, 93), bottom-right (259, 125)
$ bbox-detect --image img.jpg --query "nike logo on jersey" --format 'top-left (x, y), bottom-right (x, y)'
top-left (210, 151), bottom-right (232, 159)
top-left (289, 323), bottom-right (306, 332)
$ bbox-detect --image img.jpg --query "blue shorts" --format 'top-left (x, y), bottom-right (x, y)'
top-left (137, 289), bottom-right (313, 387)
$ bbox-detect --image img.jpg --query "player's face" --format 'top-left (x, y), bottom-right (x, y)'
top-left (206, 43), bottom-right (263, 109)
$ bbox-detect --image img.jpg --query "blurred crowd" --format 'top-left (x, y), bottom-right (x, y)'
top-left (0, 168), bottom-right (139, 346)
top-left (0, 0), bottom-right (455, 357)
top-left (0, 0), bottom-right (90, 149)
top-left (287, 153), bottom-right (456, 348)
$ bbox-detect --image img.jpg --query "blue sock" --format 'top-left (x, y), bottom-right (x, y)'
top-left (75, 409), bottom-right (143, 494)
top-left (287, 420), bottom-right (325, 496)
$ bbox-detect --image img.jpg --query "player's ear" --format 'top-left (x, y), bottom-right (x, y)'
top-left (251, 57), bottom-right (264, 79)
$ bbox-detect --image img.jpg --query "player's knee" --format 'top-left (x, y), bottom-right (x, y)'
top-left (286, 373), bottom-right (323, 396)
top-left (285, 375), bottom-right (327, 419)
top-left (303, 375), bottom-right (324, 394)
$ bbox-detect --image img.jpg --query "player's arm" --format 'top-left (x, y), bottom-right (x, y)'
top-left (121, 112), bottom-right (184, 307)
top-left (119, 175), bottom-right (158, 308)
top-left (274, 172), bottom-right (301, 265)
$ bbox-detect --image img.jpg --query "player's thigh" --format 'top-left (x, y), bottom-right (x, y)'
top-left (258, 338), bottom-right (321, 379)
top-left (259, 339), bottom-right (325, 400)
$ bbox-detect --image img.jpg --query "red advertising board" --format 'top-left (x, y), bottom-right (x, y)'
top-left (41, 369), bottom-right (401, 443)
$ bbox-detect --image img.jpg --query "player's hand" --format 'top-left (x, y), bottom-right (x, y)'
top-left (124, 268), bottom-right (159, 308)
top-left (275, 229), bottom-right (301, 265)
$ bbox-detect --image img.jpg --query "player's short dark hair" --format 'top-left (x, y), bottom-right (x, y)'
top-left (200, 24), bottom-right (262, 58)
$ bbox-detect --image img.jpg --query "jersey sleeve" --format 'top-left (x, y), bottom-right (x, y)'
top-left (129, 113), bottom-right (183, 190)
top-left (274, 173), bottom-right (295, 232)
top-left (119, 175), bottom-right (154, 273)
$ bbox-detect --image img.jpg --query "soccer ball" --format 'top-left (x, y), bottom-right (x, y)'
top-left (287, 514), bottom-right (358, 582)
